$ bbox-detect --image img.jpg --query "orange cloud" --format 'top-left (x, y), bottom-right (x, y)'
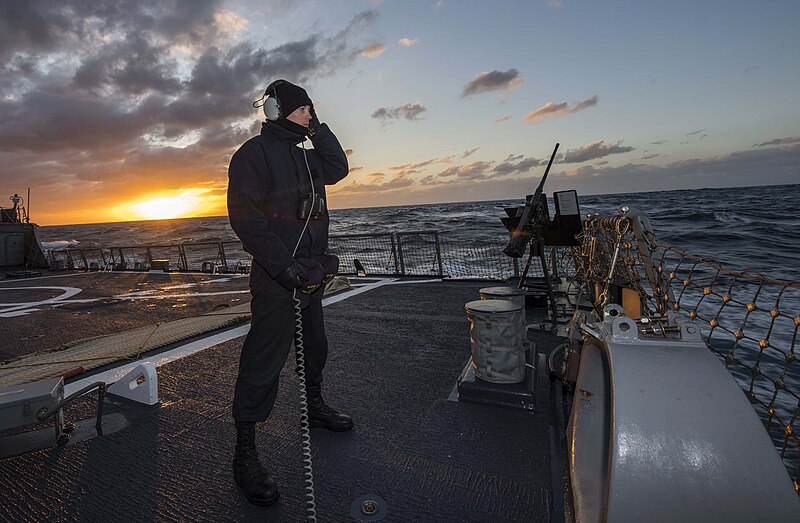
top-left (360, 43), bottom-right (386, 58)
top-left (523, 95), bottom-right (598, 123)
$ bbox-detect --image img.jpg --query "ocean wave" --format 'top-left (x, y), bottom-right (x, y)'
top-left (713, 210), bottom-right (755, 225)
top-left (41, 239), bottom-right (79, 250)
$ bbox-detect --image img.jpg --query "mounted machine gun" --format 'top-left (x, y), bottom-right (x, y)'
top-left (501, 143), bottom-right (582, 322)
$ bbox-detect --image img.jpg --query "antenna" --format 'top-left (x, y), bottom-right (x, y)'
top-left (26, 187), bottom-right (30, 223)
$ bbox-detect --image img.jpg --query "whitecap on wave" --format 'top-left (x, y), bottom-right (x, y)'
top-left (41, 239), bottom-right (79, 250)
top-left (713, 210), bottom-right (754, 225)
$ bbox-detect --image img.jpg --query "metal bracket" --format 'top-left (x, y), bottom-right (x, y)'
top-left (106, 363), bottom-right (159, 405)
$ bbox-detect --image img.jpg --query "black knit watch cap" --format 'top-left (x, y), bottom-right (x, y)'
top-left (273, 80), bottom-right (313, 120)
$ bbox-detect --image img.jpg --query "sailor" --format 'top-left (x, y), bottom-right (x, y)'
top-left (226, 79), bottom-right (353, 506)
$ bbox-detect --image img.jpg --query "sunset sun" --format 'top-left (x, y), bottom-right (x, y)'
top-left (127, 193), bottom-right (202, 220)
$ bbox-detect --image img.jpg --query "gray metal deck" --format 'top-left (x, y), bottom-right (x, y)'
top-left (0, 276), bottom-right (564, 522)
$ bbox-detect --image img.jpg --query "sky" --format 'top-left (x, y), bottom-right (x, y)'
top-left (0, 0), bottom-right (798, 225)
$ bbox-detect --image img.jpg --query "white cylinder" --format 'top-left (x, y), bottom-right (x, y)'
top-left (480, 286), bottom-right (526, 331)
top-left (465, 299), bottom-right (525, 384)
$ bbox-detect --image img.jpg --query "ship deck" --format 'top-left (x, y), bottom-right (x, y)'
top-left (0, 271), bottom-right (569, 522)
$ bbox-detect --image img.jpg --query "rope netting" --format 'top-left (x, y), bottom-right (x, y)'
top-left (571, 210), bottom-right (800, 492)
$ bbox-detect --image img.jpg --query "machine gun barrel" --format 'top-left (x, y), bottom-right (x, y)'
top-left (503, 142), bottom-right (560, 258)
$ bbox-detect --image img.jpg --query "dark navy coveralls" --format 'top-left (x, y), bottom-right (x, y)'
top-left (227, 121), bottom-right (349, 423)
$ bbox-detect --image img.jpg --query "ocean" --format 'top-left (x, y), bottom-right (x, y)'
top-left (39, 183), bottom-right (800, 282)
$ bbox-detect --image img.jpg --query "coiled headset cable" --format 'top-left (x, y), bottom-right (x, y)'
top-left (292, 141), bottom-right (317, 522)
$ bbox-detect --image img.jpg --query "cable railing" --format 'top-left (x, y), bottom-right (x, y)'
top-left (45, 231), bottom-right (527, 280)
top-left (47, 241), bottom-right (252, 273)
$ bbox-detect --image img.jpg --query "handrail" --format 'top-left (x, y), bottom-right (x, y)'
top-left (46, 231), bottom-right (520, 280)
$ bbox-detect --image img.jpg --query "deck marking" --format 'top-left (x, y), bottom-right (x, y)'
top-left (0, 286), bottom-right (85, 317)
top-left (0, 277), bottom-right (430, 318)
top-left (383, 278), bottom-right (443, 285)
top-left (0, 272), bottom-right (100, 284)
top-left (65, 325), bottom-right (252, 396)
top-left (116, 290), bottom-right (251, 300)
top-left (322, 278), bottom-right (397, 306)
top-left (0, 283), bottom-right (250, 316)
top-left (65, 278), bottom-right (398, 394)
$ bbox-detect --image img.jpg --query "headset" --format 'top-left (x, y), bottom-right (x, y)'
top-left (253, 79), bottom-right (288, 121)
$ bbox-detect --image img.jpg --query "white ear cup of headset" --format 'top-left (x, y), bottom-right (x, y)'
top-left (264, 96), bottom-right (281, 121)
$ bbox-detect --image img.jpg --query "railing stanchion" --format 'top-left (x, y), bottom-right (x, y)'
top-left (397, 233), bottom-right (406, 276)
top-left (178, 244), bottom-right (188, 271)
top-left (390, 235), bottom-right (399, 275)
top-left (219, 242), bottom-right (228, 269)
top-left (434, 232), bottom-right (444, 278)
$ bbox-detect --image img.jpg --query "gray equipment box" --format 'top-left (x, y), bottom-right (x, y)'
top-left (0, 377), bottom-right (64, 431)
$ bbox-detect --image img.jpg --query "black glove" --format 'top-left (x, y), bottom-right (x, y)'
top-left (307, 106), bottom-right (321, 137)
top-left (275, 262), bottom-right (308, 291)
top-left (298, 255), bottom-right (339, 296)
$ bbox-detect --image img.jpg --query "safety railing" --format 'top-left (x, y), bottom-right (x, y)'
top-left (45, 231), bottom-right (525, 280)
top-left (327, 231), bottom-right (523, 280)
top-left (47, 241), bottom-right (252, 273)
top-left (570, 208), bottom-right (800, 493)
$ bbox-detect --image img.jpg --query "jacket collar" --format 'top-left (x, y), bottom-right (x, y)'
top-left (261, 121), bottom-right (307, 145)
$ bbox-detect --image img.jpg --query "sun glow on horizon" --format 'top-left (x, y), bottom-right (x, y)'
top-left (119, 189), bottom-right (224, 221)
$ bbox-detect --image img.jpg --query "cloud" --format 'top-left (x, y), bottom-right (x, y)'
top-left (461, 147), bottom-right (480, 158)
top-left (0, 3), bottom-right (381, 223)
top-left (547, 0), bottom-right (563, 6)
top-left (325, 137), bottom-right (800, 212)
top-left (0, 1), bottom-right (229, 66)
top-left (641, 153), bottom-right (659, 160)
top-left (686, 129), bottom-right (704, 136)
top-left (461, 69), bottom-right (523, 97)
top-left (389, 158), bottom-right (436, 175)
top-left (554, 142), bottom-right (800, 194)
top-left (360, 43), bottom-right (386, 58)
top-left (522, 95), bottom-right (597, 123)
top-left (494, 115), bottom-right (513, 124)
top-left (753, 136), bottom-right (800, 147)
top-left (561, 140), bottom-right (634, 164)
top-left (493, 155), bottom-right (544, 176)
top-left (398, 37), bottom-right (419, 47)
top-left (331, 143), bottom-right (800, 211)
top-left (388, 154), bottom-right (455, 176)
top-left (345, 148), bottom-right (354, 156)
top-left (423, 161), bottom-right (495, 184)
top-left (651, 140), bottom-right (668, 145)
top-left (333, 173), bottom-right (413, 196)
top-left (371, 102), bottom-right (426, 122)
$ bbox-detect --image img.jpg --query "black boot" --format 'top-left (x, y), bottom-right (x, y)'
top-left (233, 422), bottom-right (279, 506)
top-left (306, 385), bottom-right (354, 432)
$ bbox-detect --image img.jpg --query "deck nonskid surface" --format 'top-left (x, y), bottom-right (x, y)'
top-left (0, 271), bottom-right (250, 360)
top-left (0, 280), bottom-right (554, 522)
